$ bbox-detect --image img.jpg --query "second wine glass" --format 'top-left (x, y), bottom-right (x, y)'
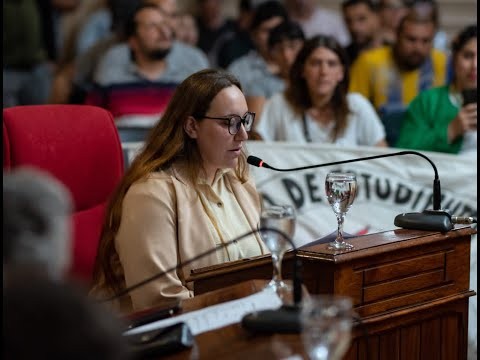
top-left (325, 172), bottom-right (357, 250)
top-left (301, 295), bottom-right (354, 360)
top-left (260, 204), bottom-right (296, 301)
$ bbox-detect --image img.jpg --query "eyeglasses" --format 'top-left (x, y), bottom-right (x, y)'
top-left (200, 111), bottom-right (255, 135)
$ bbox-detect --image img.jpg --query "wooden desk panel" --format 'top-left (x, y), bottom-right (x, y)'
top-left (191, 227), bottom-right (473, 314)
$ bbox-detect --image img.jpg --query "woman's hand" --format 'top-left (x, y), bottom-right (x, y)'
top-left (448, 103), bottom-right (477, 142)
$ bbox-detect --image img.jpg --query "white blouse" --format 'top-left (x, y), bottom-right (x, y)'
top-left (257, 92), bottom-right (386, 146)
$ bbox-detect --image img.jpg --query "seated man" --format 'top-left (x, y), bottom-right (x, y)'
top-left (86, 3), bottom-right (209, 128)
top-left (349, 8), bottom-right (447, 145)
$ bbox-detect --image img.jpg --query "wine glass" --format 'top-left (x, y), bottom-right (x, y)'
top-left (325, 172), bottom-right (357, 250)
top-left (259, 205), bottom-right (296, 301)
top-left (301, 295), bottom-right (354, 360)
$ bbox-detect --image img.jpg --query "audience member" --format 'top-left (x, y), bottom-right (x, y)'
top-left (257, 35), bottom-right (387, 147)
top-left (341, 0), bottom-right (384, 65)
top-left (227, 1), bottom-right (288, 117)
top-left (349, 8), bottom-right (447, 145)
top-left (396, 24), bottom-right (477, 155)
top-left (249, 19), bottom-right (305, 125)
top-left (3, 167), bottom-right (73, 282)
top-left (90, 69), bottom-right (268, 313)
top-left (378, 0), bottom-right (447, 50)
top-left (194, 0), bottom-right (237, 67)
top-left (284, 0), bottom-right (351, 46)
top-left (86, 3), bottom-right (209, 128)
top-left (4, 273), bottom-right (129, 360)
top-left (269, 20), bottom-right (306, 84)
top-left (408, 0), bottom-right (449, 51)
top-left (216, 0), bottom-right (258, 69)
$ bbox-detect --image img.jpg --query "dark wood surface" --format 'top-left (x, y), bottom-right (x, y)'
top-left (127, 226), bottom-right (476, 359)
top-left (188, 226), bottom-right (476, 359)
top-left (171, 280), bottom-right (307, 360)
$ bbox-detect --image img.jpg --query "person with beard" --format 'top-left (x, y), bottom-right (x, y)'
top-left (396, 24), bottom-right (477, 155)
top-left (341, 0), bottom-right (384, 65)
top-left (348, 8), bottom-right (447, 146)
top-left (86, 2), bottom-right (209, 128)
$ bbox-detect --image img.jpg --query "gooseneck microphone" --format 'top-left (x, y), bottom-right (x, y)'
top-left (247, 151), bottom-right (476, 232)
top-left (248, 151), bottom-right (441, 211)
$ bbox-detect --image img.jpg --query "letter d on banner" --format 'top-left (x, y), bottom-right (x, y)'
top-left (282, 178), bottom-right (304, 209)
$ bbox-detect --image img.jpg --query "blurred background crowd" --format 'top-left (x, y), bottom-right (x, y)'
top-left (3, 0), bottom-right (477, 155)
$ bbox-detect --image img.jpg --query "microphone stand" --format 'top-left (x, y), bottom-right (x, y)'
top-left (248, 150), bottom-right (458, 232)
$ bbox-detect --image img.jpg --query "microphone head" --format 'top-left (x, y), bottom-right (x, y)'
top-left (247, 155), bottom-right (264, 167)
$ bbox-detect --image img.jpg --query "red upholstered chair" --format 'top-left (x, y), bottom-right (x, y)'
top-left (3, 105), bottom-right (124, 284)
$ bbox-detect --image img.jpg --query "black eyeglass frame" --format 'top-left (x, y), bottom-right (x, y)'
top-left (196, 111), bottom-right (255, 135)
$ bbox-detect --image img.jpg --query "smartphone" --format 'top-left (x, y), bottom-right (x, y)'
top-left (125, 322), bottom-right (194, 358)
top-left (126, 300), bottom-right (181, 329)
top-left (461, 88), bottom-right (477, 105)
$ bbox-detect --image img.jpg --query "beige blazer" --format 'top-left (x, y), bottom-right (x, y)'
top-left (92, 164), bottom-right (265, 313)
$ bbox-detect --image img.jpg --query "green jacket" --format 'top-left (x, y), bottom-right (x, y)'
top-left (396, 85), bottom-right (463, 154)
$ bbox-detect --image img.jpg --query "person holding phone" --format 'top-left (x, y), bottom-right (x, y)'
top-left (396, 24), bottom-right (477, 155)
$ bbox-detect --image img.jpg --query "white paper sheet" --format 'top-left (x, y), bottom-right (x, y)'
top-left (124, 287), bottom-right (282, 336)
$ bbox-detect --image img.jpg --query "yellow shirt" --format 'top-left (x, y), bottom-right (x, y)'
top-left (349, 46), bottom-right (447, 112)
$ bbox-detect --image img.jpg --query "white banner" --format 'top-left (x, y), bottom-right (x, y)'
top-left (245, 142), bottom-right (477, 245)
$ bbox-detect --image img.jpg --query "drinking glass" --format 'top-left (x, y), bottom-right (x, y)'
top-left (325, 172), bottom-right (357, 250)
top-left (259, 205), bottom-right (296, 301)
top-left (301, 295), bottom-right (354, 360)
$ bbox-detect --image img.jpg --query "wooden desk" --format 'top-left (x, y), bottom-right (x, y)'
top-left (190, 226), bottom-right (476, 359)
